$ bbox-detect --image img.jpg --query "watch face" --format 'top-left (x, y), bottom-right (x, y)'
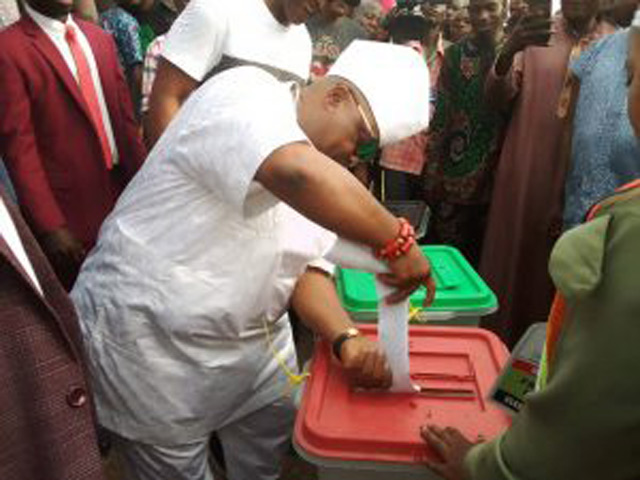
top-left (347, 328), bottom-right (360, 337)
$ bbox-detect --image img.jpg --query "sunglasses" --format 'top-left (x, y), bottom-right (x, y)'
top-left (347, 88), bottom-right (380, 162)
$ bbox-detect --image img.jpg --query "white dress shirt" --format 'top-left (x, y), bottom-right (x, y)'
top-left (0, 0), bottom-right (19, 30)
top-left (24, 3), bottom-right (119, 164)
top-left (0, 198), bottom-right (43, 295)
top-left (71, 66), bottom-right (335, 445)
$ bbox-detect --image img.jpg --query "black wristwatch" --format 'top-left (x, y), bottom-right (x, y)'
top-left (332, 327), bottom-right (361, 362)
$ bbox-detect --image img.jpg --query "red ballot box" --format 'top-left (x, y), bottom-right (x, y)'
top-left (295, 325), bottom-right (512, 480)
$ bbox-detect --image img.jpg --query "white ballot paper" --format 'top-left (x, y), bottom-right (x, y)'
top-left (325, 238), bottom-right (419, 393)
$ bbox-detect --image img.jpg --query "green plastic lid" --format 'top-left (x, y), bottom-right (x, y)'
top-left (335, 245), bottom-right (497, 318)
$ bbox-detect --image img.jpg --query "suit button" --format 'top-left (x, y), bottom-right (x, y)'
top-left (66, 386), bottom-right (88, 408)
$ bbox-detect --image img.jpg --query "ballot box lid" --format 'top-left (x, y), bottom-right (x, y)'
top-left (335, 246), bottom-right (498, 321)
top-left (294, 325), bottom-right (511, 465)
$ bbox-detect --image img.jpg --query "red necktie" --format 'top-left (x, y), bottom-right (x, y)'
top-left (65, 25), bottom-right (113, 170)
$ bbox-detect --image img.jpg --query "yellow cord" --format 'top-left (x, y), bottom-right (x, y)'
top-left (262, 317), bottom-right (309, 396)
top-left (408, 306), bottom-right (424, 323)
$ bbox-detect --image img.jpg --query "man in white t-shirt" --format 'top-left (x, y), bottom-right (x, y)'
top-left (72, 40), bottom-right (433, 480)
top-left (144, 0), bottom-right (329, 147)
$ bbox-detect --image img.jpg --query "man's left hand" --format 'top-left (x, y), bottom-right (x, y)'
top-left (339, 336), bottom-right (392, 390)
top-left (421, 425), bottom-right (475, 480)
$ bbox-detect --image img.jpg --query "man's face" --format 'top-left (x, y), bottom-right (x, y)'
top-left (509, 0), bottom-right (529, 18)
top-left (27, 0), bottom-right (73, 19)
top-left (422, 4), bottom-right (447, 28)
top-left (448, 8), bottom-right (472, 41)
top-left (561, 0), bottom-right (599, 23)
top-left (468, 0), bottom-right (504, 36)
top-left (283, 0), bottom-right (326, 24)
top-left (526, 0), bottom-right (550, 18)
top-left (309, 83), bottom-right (379, 167)
top-left (357, 7), bottom-right (385, 39)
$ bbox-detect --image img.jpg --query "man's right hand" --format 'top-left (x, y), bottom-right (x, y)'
top-left (497, 16), bottom-right (553, 75)
top-left (378, 244), bottom-right (436, 307)
top-left (42, 227), bottom-right (86, 270)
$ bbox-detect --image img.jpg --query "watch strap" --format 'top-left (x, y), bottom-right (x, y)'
top-left (332, 328), bottom-right (360, 362)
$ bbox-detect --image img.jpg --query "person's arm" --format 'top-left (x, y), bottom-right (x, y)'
top-left (257, 143), bottom-right (398, 248)
top-left (256, 142), bottom-right (435, 302)
top-left (486, 16), bottom-right (551, 110)
top-left (144, 0), bottom-right (227, 147)
top-left (291, 268), bottom-right (391, 389)
top-left (143, 59), bottom-right (198, 147)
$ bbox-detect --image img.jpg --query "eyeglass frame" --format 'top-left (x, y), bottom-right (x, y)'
top-left (345, 86), bottom-right (380, 162)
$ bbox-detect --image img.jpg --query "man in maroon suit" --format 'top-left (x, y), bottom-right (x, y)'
top-left (0, 0), bottom-right (145, 288)
top-left (0, 189), bottom-right (105, 480)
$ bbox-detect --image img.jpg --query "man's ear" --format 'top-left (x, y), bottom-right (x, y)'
top-left (323, 83), bottom-right (351, 112)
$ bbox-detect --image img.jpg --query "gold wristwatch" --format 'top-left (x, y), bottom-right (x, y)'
top-left (332, 327), bottom-right (361, 361)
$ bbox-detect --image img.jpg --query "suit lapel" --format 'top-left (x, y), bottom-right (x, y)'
top-left (20, 16), bottom-right (95, 127)
top-left (0, 196), bottom-right (46, 301)
top-left (0, 191), bottom-right (85, 360)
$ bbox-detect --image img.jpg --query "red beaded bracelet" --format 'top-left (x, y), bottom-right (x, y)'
top-left (375, 218), bottom-right (416, 261)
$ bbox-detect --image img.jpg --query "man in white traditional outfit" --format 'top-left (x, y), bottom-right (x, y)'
top-left (72, 40), bottom-right (433, 480)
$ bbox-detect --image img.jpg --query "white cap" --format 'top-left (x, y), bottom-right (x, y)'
top-left (633, 8), bottom-right (640, 27)
top-left (328, 40), bottom-right (430, 147)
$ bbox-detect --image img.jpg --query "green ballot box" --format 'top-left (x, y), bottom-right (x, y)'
top-left (335, 246), bottom-right (498, 325)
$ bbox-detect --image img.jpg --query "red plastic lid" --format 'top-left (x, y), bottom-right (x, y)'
top-left (295, 325), bottom-right (511, 465)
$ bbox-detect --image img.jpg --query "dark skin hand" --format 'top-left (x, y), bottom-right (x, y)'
top-left (379, 249), bottom-right (436, 306)
top-left (495, 15), bottom-right (553, 75)
top-left (42, 227), bottom-right (86, 266)
top-left (421, 425), bottom-right (477, 480)
top-left (41, 227), bottom-right (86, 287)
top-left (340, 335), bottom-right (392, 390)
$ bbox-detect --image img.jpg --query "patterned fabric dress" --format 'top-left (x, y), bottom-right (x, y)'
top-left (423, 38), bottom-right (507, 265)
top-left (100, 6), bottom-right (143, 75)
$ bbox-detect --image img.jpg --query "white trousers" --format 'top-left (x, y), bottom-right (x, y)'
top-left (111, 397), bottom-right (296, 480)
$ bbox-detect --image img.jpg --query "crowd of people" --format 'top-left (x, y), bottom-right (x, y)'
top-left (1, 0), bottom-right (640, 479)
